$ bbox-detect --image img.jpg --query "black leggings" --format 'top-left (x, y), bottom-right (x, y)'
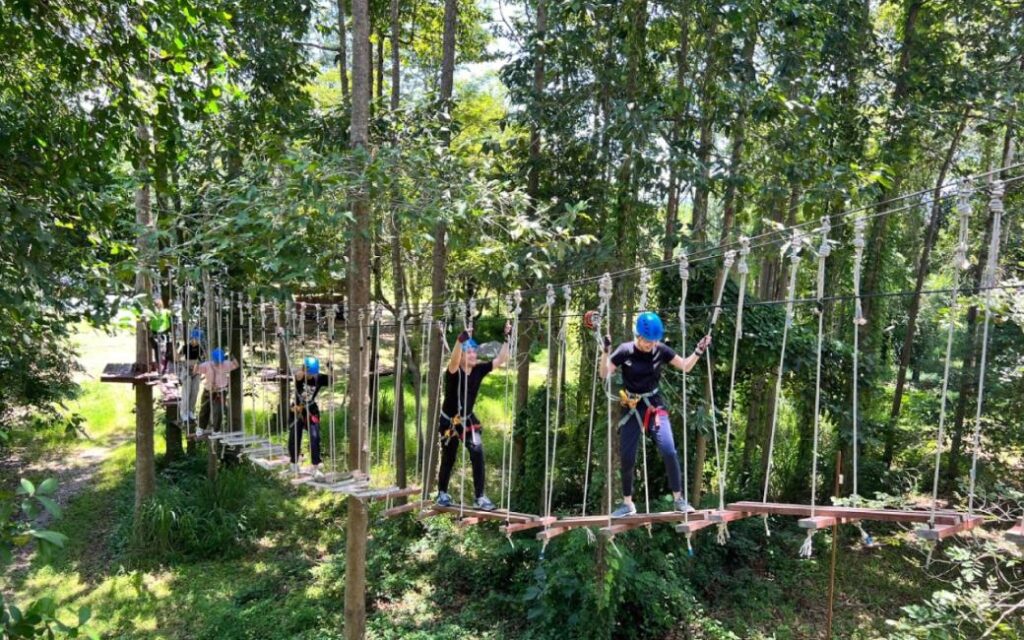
top-left (437, 421), bottom-right (486, 499)
top-left (288, 404), bottom-right (322, 465)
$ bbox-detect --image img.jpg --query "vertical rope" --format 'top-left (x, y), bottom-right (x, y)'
top-left (800, 220), bottom-right (831, 559)
top-left (637, 269), bottom-right (652, 518)
top-left (928, 185), bottom-right (972, 526)
top-left (502, 291), bottom-right (522, 518)
top-left (706, 250), bottom-right (734, 544)
top-left (328, 303), bottom-right (338, 477)
top-left (968, 181), bottom-right (1004, 515)
top-left (762, 230), bottom-right (805, 536)
top-left (581, 306), bottom-right (601, 517)
top-left (598, 274), bottom-right (614, 528)
top-left (543, 284), bottom-right (556, 516)
top-left (851, 216), bottom-right (866, 504)
top-left (458, 299), bottom-right (472, 516)
top-left (678, 253), bottom-right (694, 555)
top-left (547, 285), bottom-right (572, 518)
top-left (719, 239), bottom-right (750, 509)
top-left (390, 305), bottom-right (406, 508)
top-left (417, 311), bottom-right (432, 491)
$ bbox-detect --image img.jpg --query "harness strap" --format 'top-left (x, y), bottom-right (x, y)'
top-left (618, 388), bottom-right (661, 430)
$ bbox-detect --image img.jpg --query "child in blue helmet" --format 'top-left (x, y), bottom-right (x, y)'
top-left (600, 311), bottom-right (711, 517)
top-left (194, 347), bottom-right (238, 436)
top-left (289, 356), bottom-right (331, 477)
top-left (177, 328), bottom-right (206, 425)
top-left (435, 323), bottom-right (512, 510)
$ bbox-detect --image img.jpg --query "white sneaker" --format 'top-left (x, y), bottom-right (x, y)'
top-left (289, 463), bottom-right (299, 474)
top-left (195, 428), bottom-right (205, 436)
top-left (312, 467), bottom-right (324, 480)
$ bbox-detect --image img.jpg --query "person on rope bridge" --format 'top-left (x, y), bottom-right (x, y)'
top-left (194, 347), bottom-right (238, 436)
top-left (289, 356), bottom-right (330, 478)
top-left (435, 324), bottom-right (512, 511)
top-left (600, 312), bottom-right (711, 517)
top-left (177, 328), bottom-right (206, 426)
top-left (148, 299), bottom-right (173, 374)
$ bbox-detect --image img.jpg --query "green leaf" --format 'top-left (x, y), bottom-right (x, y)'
top-left (37, 478), bottom-right (58, 496)
top-left (30, 530), bottom-right (68, 548)
top-left (78, 606), bottom-right (92, 626)
top-left (36, 496), bottom-right (62, 519)
top-left (18, 479), bottom-right (34, 496)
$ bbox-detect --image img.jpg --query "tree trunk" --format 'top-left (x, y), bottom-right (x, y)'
top-left (133, 121), bottom-right (157, 519)
top-left (423, 0), bottom-right (458, 500)
top-left (390, 0), bottom-right (400, 111)
top-left (859, 0), bottom-right (921, 344)
top-left (376, 29), bottom-right (385, 103)
top-left (663, 0), bottom-right (692, 261)
top-left (344, 0), bottom-right (372, 637)
top-left (883, 111), bottom-right (968, 465)
top-left (337, 0), bottom-right (349, 102)
top-left (720, 23), bottom-right (757, 241)
top-left (690, 5), bottom-right (720, 238)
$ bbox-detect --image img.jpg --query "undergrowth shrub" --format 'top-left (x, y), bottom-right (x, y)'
top-left (129, 459), bottom-right (286, 562)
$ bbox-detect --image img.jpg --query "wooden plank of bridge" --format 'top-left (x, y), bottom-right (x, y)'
top-left (426, 505), bottom-right (537, 524)
top-left (913, 516), bottom-right (985, 541)
top-left (799, 515), bottom-right (842, 530)
top-left (353, 486), bottom-right (422, 502)
top-left (380, 501), bottom-right (427, 518)
top-left (598, 511), bottom-right (710, 538)
top-left (727, 501), bottom-right (964, 526)
top-left (499, 517), bottom-right (558, 536)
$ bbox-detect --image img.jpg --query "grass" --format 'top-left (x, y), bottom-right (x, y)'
top-left (0, 327), bottom-right (956, 639)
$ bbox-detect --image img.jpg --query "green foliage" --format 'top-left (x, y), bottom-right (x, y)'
top-left (127, 459), bottom-right (289, 562)
top-left (0, 477), bottom-right (94, 638)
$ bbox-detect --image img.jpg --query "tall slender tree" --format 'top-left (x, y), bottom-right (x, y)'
top-left (344, 0), bottom-right (371, 636)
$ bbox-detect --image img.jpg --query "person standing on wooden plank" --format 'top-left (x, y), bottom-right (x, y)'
top-left (435, 325), bottom-right (511, 511)
top-left (600, 312), bottom-right (710, 518)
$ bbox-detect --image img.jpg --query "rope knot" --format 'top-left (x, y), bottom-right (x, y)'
top-left (545, 283), bottom-right (555, 308)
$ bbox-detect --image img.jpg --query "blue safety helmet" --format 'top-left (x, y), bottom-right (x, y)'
top-left (303, 356), bottom-right (320, 376)
top-left (189, 328), bottom-right (205, 342)
top-left (635, 312), bottom-right (665, 342)
top-left (211, 347), bottom-right (227, 364)
top-left (463, 338), bottom-right (479, 351)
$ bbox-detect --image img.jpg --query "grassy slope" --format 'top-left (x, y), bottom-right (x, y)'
top-left (1, 328), bottom-right (945, 639)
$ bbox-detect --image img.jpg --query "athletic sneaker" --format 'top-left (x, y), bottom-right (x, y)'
top-left (311, 467), bottom-right (324, 480)
top-left (475, 495), bottom-right (497, 512)
top-left (436, 491), bottom-right (453, 507)
top-left (289, 463), bottom-right (299, 474)
top-left (195, 428), bottom-right (205, 436)
top-left (674, 497), bottom-right (696, 513)
top-left (611, 503), bottom-right (637, 518)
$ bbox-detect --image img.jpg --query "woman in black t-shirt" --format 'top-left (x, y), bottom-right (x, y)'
top-left (435, 324), bottom-right (511, 510)
top-left (600, 311), bottom-right (711, 518)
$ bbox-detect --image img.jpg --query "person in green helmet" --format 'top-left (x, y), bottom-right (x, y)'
top-left (148, 299), bottom-right (173, 374)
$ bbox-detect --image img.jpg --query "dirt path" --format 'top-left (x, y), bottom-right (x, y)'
top-left (1, 435), bottom-right (130, 576)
